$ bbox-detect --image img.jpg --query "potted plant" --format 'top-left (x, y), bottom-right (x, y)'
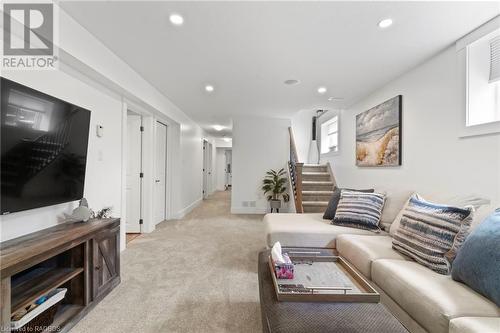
top-left (262, 168), bottom-right (290, 212)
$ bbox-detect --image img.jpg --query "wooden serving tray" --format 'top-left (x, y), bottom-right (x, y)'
top-left (269, 250), bottom-right (380, 303)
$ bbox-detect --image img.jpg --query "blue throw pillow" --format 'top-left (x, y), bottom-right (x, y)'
top-left (451, 209), bottom-right (500, 306)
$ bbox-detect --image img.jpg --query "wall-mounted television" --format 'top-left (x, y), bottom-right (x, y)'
top-left (1, 77), bottom-right (91, 214)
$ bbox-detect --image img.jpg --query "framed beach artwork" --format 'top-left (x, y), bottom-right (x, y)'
top-left (356, 95), bottom-right (402, 167)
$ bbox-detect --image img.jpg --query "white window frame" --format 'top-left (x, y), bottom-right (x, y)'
top-left (319, 111), bottom-right (340, 156)
top-left (457, 16), bottom-right (500, 138)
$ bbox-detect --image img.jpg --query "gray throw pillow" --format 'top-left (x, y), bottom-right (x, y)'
top-left (323, 188), bottom-right (374, 220)
top-left (332, 190), bottom-right (386, 231)
top-left (451, 209), bottom-right (500, 306)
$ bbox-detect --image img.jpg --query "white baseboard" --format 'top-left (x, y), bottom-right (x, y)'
top-left (172, 198), bottom-right (202, 219)
top-left (231, 206), bottom-right (268, 214)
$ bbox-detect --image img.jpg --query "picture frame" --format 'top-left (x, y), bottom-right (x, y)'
top-left (356, 95), bottom-right (402, 167)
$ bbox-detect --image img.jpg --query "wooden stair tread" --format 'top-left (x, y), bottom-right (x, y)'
top-left (302, 190), bottom-right (334, 194)
top-left (302, 164), bottom-right (328, 167)
top-left (302, 181), bottom-right (334, 184)
top-left (302, 201), bottom-right (329, 206)
top-left (302, 172), bottom-right (330, 175)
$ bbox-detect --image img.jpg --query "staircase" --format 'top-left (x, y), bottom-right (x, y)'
top-left (301, 164), bottom-right (335, 213)
top-left (288, 127), bottom-right (337, 213)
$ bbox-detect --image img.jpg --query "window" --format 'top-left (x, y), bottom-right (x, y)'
top-left (466, 28), bottom-right (500, 127)
top-left (320, 115), bottom-right (339, 154)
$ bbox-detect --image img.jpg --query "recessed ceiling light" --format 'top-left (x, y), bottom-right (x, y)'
top-left (223, 137), bottom-right (232, 142)
top-left (328, 97), bottom-right (344, 101)
top-left (284, 79), bottom-right (300, 85)
top-left (378, 18), bottom-right (393, 29)
top-left (317, 86), bottom-right (327, 94)
top-left (205, 85), bottom-right (214, 92)
top-left (213, 125), bottom-right (224, 131)
top-left (169, 13), bottom-right (184, 26)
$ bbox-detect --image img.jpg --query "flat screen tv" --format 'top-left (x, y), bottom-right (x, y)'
top-left (1, 78), bottom-right (91, 214)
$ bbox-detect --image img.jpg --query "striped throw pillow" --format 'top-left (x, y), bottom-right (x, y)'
top-left (332, 190), bottom-right (386, 231)
top-left (392, 194), bottom-right (473, 275)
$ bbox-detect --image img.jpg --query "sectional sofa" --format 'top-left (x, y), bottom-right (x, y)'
top-left (263, 189), bottom-right (500, 333)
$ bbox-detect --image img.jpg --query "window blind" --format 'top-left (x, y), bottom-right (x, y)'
top-left (327, 117), bottom-right (338, 135)
top-left (490, 35), bottom-right (500, 83)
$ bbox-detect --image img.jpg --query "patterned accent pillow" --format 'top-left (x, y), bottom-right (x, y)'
top-left (392, 194), bottom-right (473, 275)
top-left (332, 191), bottom-right (386, 231)
top-left (323, 188), bottom-right (374, 220)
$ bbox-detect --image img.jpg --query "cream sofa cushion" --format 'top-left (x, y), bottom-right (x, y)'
top-left (389, 193), bottom-right (413, 236)
top-left (375, 187), bottom-right (413, 231)
top-left (336, 235), bottom-right (409, 279)
top-left (372, 259), bottom-right (500, 333)
top-left (449, 317), bottom-right (500, 333)
top-left (264, 213), bottom-right (378, 248)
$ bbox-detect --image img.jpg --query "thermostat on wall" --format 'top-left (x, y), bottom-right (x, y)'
top-left (96, 125), bottom-right (104, 137)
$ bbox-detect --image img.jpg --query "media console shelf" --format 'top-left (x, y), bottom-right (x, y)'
top-left (0, 218), bottom-right (120, 332)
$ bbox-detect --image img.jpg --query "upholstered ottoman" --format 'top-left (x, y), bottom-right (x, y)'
top-left (258, 250), bottom-right (408, 333)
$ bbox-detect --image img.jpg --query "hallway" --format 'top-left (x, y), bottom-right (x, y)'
top-left (71, 191), bottom-right (264, 333)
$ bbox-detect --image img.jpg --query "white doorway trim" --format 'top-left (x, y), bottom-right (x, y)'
top-left (121, 99), bottom-right (175, 242)
top-left (225, 149), bottom-right (232, 190)
top-left (154, 121), bottom-right (168, 224)
top-left (125, 111), bottom-right (143, 234)
top-left (202, 140), bottom-right (208, 199)
top-left (202, 140), bottom-right (213, 199)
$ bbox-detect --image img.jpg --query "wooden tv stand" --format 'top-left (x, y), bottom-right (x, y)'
top-left (0, 218), bottom-right (120, 332)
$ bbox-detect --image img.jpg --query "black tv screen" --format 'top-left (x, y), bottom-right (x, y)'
top-left (1, 78), bottom-right (91, 214)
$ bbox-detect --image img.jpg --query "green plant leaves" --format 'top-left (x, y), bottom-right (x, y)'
top-left (262, 168), bottom-right (289, 201)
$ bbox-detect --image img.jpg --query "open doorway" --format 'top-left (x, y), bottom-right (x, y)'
top-left (126, 110), bottom-right (143, 239)
top-left (154, 121), bottom-right (168, 224)
top-left (215, 147), bottom-right (232, 192)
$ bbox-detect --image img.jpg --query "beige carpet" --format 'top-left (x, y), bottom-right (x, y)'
top-left (71, 191), bottom-right (264, 333)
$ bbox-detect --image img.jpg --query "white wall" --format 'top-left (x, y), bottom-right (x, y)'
top-left (231, 116), bottom-right (291, 214)
top-left (0, 5), bottom-right (208, 248)
top-left (291, 109), bottom-right (315, 163)
top-left (322, 46), bottom-right (500, 207)
top-left (214, 138), bottom-right (232, 148)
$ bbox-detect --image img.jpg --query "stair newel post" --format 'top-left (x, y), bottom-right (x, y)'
top-left (295, 162), bottom-right (304, 213)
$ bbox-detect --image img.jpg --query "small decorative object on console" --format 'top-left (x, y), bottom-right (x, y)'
top-left (66, 198), bottom-right (92, 222)
top-left (91, 206), bottom-right (113, 219)
top-left (271, 242), bottom-right (294, 279)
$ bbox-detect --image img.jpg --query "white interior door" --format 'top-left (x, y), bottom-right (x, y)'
top-left (202, 140), bottom-right (208, 199)
top-left (126, 114), bottom-right (142, 233)
top-left (207, 142), bottom-right (213, 194)
top-left (225, 149), bottom-right (232, 187)
top-left (154, 122), bottom-right (167, 224)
